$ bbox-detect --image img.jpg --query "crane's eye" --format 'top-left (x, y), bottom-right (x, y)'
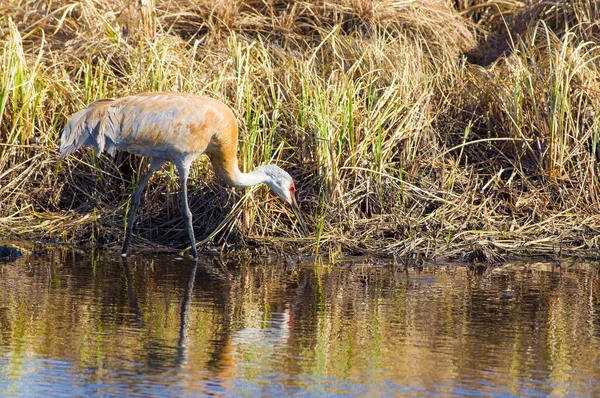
top-left (289, 182), bottom-right (296, 194)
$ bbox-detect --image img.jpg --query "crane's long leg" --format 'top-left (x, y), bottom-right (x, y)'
top-left (175, 161), bottom-right (198, 259)
top-left (121, 158), bottom-right (166, 256)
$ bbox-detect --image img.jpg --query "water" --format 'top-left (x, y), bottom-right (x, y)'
top-left (1, 248), bottom-right (599, 397)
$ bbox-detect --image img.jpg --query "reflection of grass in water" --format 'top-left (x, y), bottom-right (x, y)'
top-left (1, 1), bottom-right (600, 259)
top-left (1, 252), bottom-right (600, 393)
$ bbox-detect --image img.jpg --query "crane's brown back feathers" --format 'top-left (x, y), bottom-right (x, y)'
top-left (59, 92), bottom-right (240, 181)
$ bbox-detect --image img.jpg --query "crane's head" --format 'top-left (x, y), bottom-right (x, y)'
top-left (261, 165), bottom-right (308, 235)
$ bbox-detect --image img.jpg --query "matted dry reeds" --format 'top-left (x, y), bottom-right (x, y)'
top-left (1, 0), bottom-right (600, 260)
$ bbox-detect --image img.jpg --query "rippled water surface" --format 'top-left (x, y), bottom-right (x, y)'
top-left (1, 247), bottom-right (600, 396)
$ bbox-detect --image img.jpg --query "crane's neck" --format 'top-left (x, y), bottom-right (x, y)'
top-left (231, 167), bottom-right (270, 188)
top-left (211, 156), bottom-right (270, 189)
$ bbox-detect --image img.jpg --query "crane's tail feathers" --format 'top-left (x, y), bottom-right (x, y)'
top-left (59, 98), bottom-right (120, 159)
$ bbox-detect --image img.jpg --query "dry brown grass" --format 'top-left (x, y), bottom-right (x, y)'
top-left (1, 0), bottom-right (600, 261)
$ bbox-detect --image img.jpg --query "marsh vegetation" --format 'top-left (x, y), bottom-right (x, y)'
top-left (1, 0), bottom-right (600, 259)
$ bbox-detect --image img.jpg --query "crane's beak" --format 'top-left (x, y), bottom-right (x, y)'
top-left (290, 196), bottom-right (308, 235)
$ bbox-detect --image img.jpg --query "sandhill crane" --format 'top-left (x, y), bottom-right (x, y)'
top-left (59, 92), bottom-right (308, 259)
